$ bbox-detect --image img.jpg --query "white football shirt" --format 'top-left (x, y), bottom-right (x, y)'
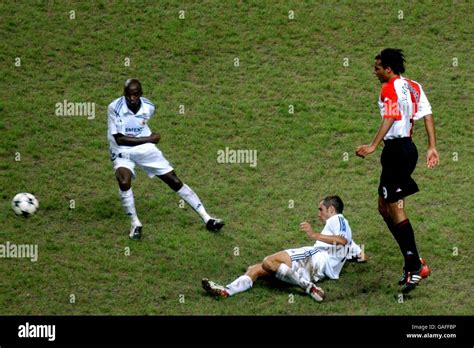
top-left (313, 214), bottom-right (353, 279)
top-left (107, 96), bottom-right (156, 153)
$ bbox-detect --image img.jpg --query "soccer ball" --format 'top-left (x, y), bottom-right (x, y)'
top-left (11, 193), bottom-right (39, 217)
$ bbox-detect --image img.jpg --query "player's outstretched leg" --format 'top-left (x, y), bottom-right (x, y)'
top-left (202, 263), bottom-right (268, 298)
top-left (116, 167), bottom-right (142, 240)
top-left (202, 278), bottom-right (230, 298)
top-left (385, 199), bottom-right (430, 293)
top-left (379, 197), bottom-right (410, 283)
top-left (158, 171), bottom-right (224, 231)
top-left (262, 252), bottom-right (325, 302)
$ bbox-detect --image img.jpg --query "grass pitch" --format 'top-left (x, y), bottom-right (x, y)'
top-left (0, 1), bottom-right (472, 315)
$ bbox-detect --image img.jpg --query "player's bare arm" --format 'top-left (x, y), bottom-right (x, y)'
top-left (423, 114), bottom-right (439, 168)
top-left (348, 251), bottom-right (370, 263)
top-left (300, 221), bottom-right (348, 245)
top-left (113, 132), bottom-right (160, 146)
top-left (356, 117), bottom-right (395, 158)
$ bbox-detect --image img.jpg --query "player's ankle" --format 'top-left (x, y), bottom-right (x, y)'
top-left (132, 218), bottom-right (142, 227)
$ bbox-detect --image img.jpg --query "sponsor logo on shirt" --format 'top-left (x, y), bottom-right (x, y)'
top-left (125, 127), bottom-right (144, 133)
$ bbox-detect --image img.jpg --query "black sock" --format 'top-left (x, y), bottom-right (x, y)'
top-left (384, 217), bottom-right (407, 263)
top-left (394, 219), bottom-right (422, 272)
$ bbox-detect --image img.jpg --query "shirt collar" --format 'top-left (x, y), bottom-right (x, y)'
top-left (121, 96), bottom-right (145, 116)
top-left (388, 75), bottom-right (400, 83)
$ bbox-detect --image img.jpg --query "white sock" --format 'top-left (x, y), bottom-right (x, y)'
top-left (119, 188), bottom-right (141, 226)
top-left (275, 264), bottom-right (311, 290)
top-left (177, 184), bottom-right (211, 223)
top-left (225, 275), bottom-right (253, 296)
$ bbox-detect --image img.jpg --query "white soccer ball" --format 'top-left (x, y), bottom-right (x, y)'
top-left (11, 193), bottom-right (39, 217)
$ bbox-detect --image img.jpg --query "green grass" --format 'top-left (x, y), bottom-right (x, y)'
top-left (0, 0), bottom-right (472, 315)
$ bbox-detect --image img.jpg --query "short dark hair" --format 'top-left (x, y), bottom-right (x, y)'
top-left (321, 195), bottom-right (344, 214)
top-left (375, 48), bottom-right (406, 75)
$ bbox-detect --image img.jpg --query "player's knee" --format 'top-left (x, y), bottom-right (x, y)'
top-left (262, 256), bottom-right (276, 273)
top-left (261, 257), bottom-right (270, 271)
top-left (162, 173), bottom-right (182, 191)
top-left (117, 177), bottom-right (131, 191)
top-left (171, 179), bottom-right (183, 191)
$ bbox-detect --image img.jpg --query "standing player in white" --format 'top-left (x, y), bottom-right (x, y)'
top-left (108, 79), bottom-right (224, 240)
top-left (202, 196), bottom-right (367, 302)
top-left (356, 49), bottom-right (439, 293)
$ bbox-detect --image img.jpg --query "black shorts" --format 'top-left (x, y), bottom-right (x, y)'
top-left (378, 137), bottom-right (419, 203)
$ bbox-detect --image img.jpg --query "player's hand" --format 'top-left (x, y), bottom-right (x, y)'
top-left (426, 147), bottom-right (439, 169)
top-left (355, 144), bottom-right (376, 158)
top-left (357, 252), bottom-right (369, 263)
top-left (300, 222), bottom-right (314, 237)
top-left (149, 133), bottom-right (161, 144)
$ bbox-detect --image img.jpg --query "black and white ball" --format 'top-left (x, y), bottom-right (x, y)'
top-left (12, 193), bottom-right (39, 217)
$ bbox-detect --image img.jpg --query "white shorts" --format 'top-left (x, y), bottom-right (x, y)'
top-left (285, 246), bottom-right (328, 283)
top-left (111, 143), bottom-right (174, 178)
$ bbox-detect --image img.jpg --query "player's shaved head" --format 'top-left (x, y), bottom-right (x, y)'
top-left (321, 195), bottom-right (344, 214)
top-left (124, 78), bottom-right (142, 94)
top-left (124, 78), bottom-right (143, 112)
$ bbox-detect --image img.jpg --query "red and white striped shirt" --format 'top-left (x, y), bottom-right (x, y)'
top-left (378, 76), bottom-right (432, 140)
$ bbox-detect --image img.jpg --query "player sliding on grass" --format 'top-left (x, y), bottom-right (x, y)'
top-left (356, 48), bottom-right (439, 293)
top-left (202, 196), bottom-right (367, 302)
top-left (107, 79), bottom-right (224, 240)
